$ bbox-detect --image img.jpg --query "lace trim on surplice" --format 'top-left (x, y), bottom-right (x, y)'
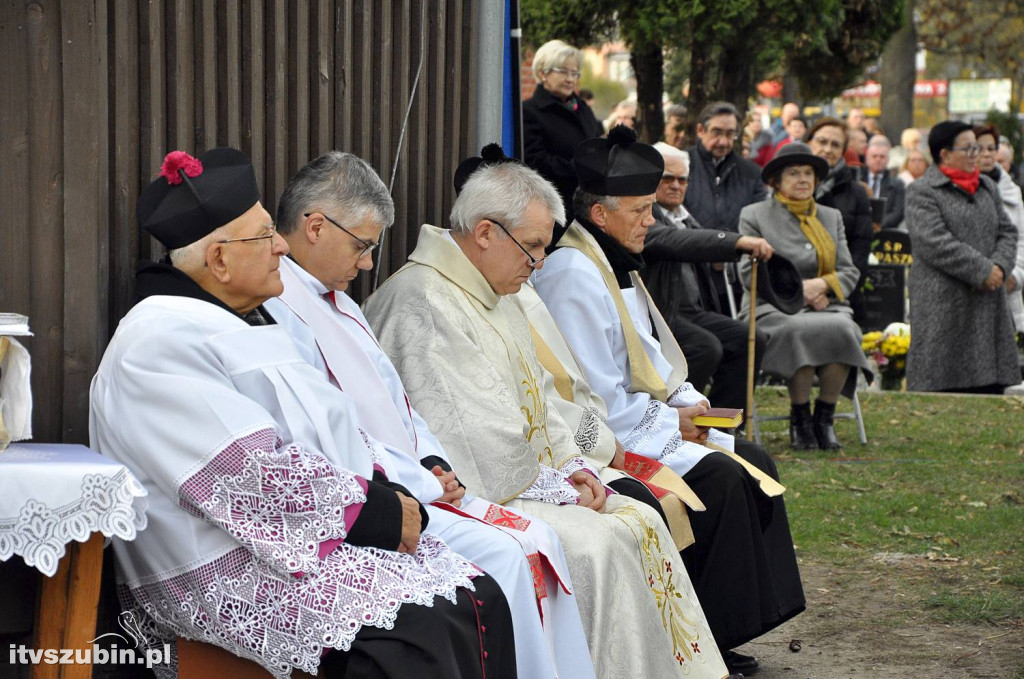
top-left (572, 407), bottom-right (603, 456)
top-left (178, 428), bottom-right (364, 577)
top-left (120, 534), bottom-right (481, 678)
top-left (518, 464), bottom-right (580, 506)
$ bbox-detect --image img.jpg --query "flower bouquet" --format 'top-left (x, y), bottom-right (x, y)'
top-left (862, 322), bottom-right (910, 391)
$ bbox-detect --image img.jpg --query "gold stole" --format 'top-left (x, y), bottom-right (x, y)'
top-left (557, 225), bottom-right (678, 399)
top-left (558, 225), bottom-right (784, 499)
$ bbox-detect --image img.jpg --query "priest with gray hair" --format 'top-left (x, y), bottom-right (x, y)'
top-left (363, 158), bottom-right (730, 679)
top-left (532, 126), bottom-right (805, 677)
top-left (91, 147), bottom-right (516, 679)
top-left (263, 151), bottom-right (594, 679)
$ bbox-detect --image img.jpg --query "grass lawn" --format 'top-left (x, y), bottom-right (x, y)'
top-left (753, 386), bottom-right (1024, 629)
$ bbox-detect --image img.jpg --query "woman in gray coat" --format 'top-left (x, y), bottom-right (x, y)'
top-left (739, 143), bottom-right (870, 450)
top-left (904, 121), bottom-right (1020, 393)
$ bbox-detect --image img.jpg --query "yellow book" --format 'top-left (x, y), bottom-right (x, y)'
top-left (691, 408), bottom-right (743, 428)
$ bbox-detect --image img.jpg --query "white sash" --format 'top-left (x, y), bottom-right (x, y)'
top-left (276, 261), bottom-right (418, 457)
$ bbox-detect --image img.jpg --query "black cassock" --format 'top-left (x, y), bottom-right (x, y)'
top-left (616, 440), bottom-right (805, 651)
top-left (680, 440), bottom-right (805, 650)
top-left (321, 573), bottom-right (516, 679)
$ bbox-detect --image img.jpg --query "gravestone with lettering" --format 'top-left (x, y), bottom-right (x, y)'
top-left (859, 231), bottom-right (912, 331)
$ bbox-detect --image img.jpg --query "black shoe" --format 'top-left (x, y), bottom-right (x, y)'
top-left (723, 649), bottom-right (759, 675)
top-left (789, 402), bottom-right (816, 450)
top-left (813, 399), bottom-right (842, 450)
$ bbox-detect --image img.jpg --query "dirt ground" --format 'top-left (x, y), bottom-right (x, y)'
top-left (733, 561), bottom-right (1024, 678)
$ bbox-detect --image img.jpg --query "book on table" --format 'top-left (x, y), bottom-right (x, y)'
top-left (691, 407), bottom-right (743, 428)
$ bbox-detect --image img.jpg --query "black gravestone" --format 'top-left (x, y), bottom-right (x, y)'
top-left (860, 264), bottom-right (906, 331)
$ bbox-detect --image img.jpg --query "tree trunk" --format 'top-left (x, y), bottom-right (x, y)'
top-left (716, 38), bottom-right (753, 121)
top-left (781, 70), bottom-right (802, 109)
top-left (686, 28), bottom-right (712, 135)
top-left (630, 42), bottom-right (664, 144)
top-left (879, 0), bottom-right (916, 139)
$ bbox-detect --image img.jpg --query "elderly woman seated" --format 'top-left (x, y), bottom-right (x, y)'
top-left (738, 143), bottom-right (871, 450)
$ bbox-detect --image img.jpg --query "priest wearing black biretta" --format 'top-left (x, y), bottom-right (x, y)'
top-left (91, 147), bottom-right (517, 679)
top-left (531, 126), bottom-right (806, 677)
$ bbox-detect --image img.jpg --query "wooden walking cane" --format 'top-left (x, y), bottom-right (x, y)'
top-left (746, 258), bottom-right (758, 441)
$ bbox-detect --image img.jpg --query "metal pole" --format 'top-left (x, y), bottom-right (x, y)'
top-left (474, 0), bottom-right (505, 152)
top-left (746, 258), bottom-right (759, 441)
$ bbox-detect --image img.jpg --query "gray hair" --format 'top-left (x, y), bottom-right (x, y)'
top-left (698, 101), bottom-right (741, 127)
top-left (532, 40), bottom-right (582, 81)
top-left (168, 224), bottom-right (232, 274)
top-left (867, 135), bottom-right (892, 150)
top-left (276, 151), bottom-right (394, 234)
top-left (653, 142), bottom-right (689, 170)
top-left (450, 163), bottom-right (565, 235)
top-left (572, 189), bottom-right (620, 223)
top-left (665, 104), bottom-right (687, 119)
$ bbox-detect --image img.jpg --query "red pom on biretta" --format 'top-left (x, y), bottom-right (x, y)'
top-left (159, 151), bottom-right (204, 186)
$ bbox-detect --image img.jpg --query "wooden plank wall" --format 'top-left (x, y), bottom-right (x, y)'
top-left (0, 0), bottom-right (480, 444)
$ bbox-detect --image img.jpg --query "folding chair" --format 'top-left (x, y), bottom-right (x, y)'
top-left (722, 264), bottom-right (868, 446)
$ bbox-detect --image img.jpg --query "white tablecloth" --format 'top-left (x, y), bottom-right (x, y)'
top-left (0, 443), bottom-right (148, 576)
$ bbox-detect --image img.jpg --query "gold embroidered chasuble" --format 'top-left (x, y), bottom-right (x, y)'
top-left (363, 225), bottom-right (729, 679)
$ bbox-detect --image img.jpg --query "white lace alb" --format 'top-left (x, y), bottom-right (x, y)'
top-left (519, 464), bottom-right (580, 505)
top-left (123, 534), bottom-right (480, 678)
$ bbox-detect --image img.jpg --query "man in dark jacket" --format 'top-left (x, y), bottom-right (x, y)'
top-left (683, 101), bottom-right (768, 312)
top-left (644, 142), bottom-right (772, 411)
top-left (858, 137), bottom-right (906, 230)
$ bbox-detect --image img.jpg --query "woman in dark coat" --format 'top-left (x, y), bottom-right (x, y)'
top-left (738, 143), bottom-right (871, 450)
top-left (522, 39), bottom-right (604, 223)
top-left (806, 117), bottom-right (873, 321)
top-left (905, 121), bottom-right (1020, 393)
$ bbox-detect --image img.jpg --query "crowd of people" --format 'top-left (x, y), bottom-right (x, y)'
top-left (85, 36), bottom-right (1023, 679)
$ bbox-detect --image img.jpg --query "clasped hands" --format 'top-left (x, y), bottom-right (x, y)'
top-left (981, 264), bottom-right (1004, 292)
top-left (396, 465), bottom-right (465, 555)
top-left (803, 277), bottom-right (830, 311)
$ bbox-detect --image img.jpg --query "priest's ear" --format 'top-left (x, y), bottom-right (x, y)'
top-left (469, 218), bottom-right (496, 250)
top-left (204, 240), bottom-right (232, 284)
top-left (588, 201), bottom-right (609, 228)
top-left (303, 212), bottom-right (326, 244)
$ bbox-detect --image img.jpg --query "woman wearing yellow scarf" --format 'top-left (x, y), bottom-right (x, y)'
top-left (737, 142), bottom-right (871, 450)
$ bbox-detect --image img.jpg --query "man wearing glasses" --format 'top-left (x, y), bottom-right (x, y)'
top-left (264, 151), bottom-right (595, 679)
top-left (683, 101), bottom-right (769, 312)
top-left (93, 147), bottom-right (516, 678)
top-left (643, 142), bottom-right (774, 411)
top-left (363, 159), bottom-right (731, 679)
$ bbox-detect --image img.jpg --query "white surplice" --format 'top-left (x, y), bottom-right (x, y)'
top-left (90, 295), bottom-right (481, 678)
top-left (265, 257), bottom-right (592, 679)
top-left (362, 224), bottom-right (728, 679)
top-left (532, 223), bottom-right (736, 480)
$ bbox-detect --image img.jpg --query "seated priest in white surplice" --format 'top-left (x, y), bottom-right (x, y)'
top-left (362, 160), bottom-right (731, 679)
top-left (262, 151), bottom-right (594, 679)
top-left (530, 126), bottom-right (806, 677)
top-left (89, 148), bottom-right (517, 679)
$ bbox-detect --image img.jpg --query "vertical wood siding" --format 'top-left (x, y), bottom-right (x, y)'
top-left (0, 0), bottom-right (481, 444)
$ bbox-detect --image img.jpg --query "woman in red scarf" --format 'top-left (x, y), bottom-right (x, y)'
top-left (904, 121), bottom-right (1021, 393)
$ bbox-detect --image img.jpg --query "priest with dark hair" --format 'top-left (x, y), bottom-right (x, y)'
top-left (90, 147), bottom-right (516, 679)
top-left (531, 126), bottom-right (806, 677)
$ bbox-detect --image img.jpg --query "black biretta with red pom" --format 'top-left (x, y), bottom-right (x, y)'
top-left (573, 125), bottom-right (664, 197)
top-left (137, 147), bottom-right (261, 249)
top-left (453, 143), bottom-right (520, 195)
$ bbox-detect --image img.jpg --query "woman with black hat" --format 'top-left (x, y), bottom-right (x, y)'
top-left (738, 142), bottom-right (871, 450)
top-left (903, 121), bottom-right (1020, 393)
